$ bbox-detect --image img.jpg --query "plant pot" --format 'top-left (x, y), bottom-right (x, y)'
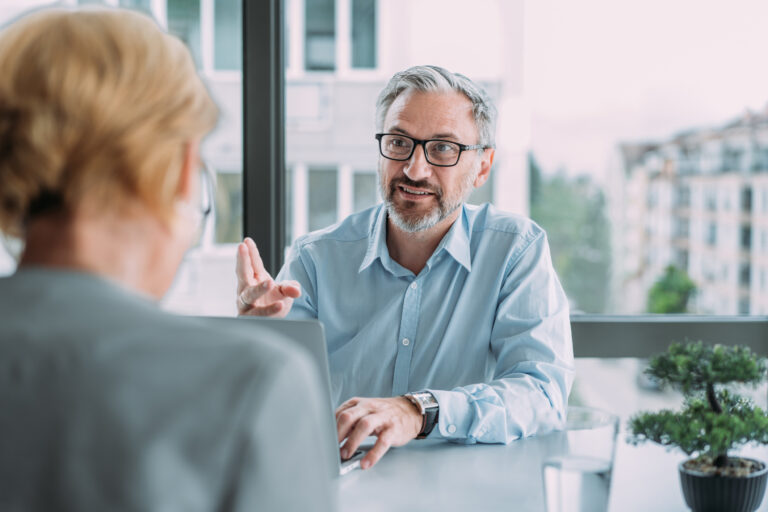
top-left (679, 457), bottom-right (768, 512)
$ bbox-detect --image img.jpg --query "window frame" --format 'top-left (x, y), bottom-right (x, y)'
top-left (284, 0), bottom-right (384, 80)
top-left (243, 0), bottom-right (285, 275)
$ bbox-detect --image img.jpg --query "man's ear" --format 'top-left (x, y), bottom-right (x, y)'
top-left (176, 139), bottom-right (200, 202)
top-left (473, 148), bottom-right (495, 188)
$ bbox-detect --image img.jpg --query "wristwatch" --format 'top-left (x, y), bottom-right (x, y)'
top-left (403, 391), bottom-right (439, 439)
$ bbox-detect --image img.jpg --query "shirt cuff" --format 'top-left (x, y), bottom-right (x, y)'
top-left (425, 388), bottom-right (477, 443)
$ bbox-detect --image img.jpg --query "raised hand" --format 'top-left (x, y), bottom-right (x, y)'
top-left (235, 237), bottom-right (301, 317)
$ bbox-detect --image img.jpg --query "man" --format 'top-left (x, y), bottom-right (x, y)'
top-left (236, 65), bottom-right (574, 470)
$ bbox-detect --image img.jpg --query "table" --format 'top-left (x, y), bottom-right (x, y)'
top-left (339, 431), bottom-right (768, 511)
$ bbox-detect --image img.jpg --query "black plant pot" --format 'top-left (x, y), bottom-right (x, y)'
top-left (679, 458), bottom-right (768, 512)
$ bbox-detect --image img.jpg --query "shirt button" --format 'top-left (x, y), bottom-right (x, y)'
top-left (447, 425), bottom-right (457, 434)
top-left (410, 282), bottom-right (417, 290)
top-left (402, 338), bottom-right (410, 346)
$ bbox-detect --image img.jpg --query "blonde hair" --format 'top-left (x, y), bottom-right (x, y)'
top-left (0, 7), bottom-right (218, 237)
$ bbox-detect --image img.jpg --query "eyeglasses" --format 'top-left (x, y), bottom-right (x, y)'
top-left (190, 160), bottom-right (216, 247)
top-left (375, 133), bottom-right (492, 167)
top-left (199, 160), bottom-right (215, 219)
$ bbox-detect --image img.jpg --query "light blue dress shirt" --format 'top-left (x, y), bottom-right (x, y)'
top-left (277, 203), bottom-right (574, 444)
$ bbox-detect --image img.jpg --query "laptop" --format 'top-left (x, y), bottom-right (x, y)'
top-left (200, 316), bottom-right (370, 476)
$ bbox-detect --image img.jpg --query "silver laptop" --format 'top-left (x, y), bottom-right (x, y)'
top-left (200, 316), bottom-right (369, 476)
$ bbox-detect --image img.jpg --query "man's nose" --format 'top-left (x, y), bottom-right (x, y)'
top-left (404, 143), bottom-right (433, 181)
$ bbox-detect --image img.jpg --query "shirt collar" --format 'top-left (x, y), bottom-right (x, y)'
top-left (358, 204), bottom-right (473, 274)
top-left (434, 206), bottom-right (472, 272)
top-left (358, 204), bottom-right (390, 273)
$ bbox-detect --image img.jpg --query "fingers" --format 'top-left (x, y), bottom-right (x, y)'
top-left (361, 432), bottom-right (394, 470)
top-left (240, 301), bottom-right (284, 317)
top-left (239, 281), bottom-right (269, 307)
top-left (336, 397), bottom-right (420, 471)
top-left (335, 398), bottom-right (359, 419)
top-left (336, 403), bottom-right (370, 443)
top-left (244, 237), bottom-right (270, 281)
top-left (235, 242), bottom-right (257, 291)
top-left (277, 280), bottom-right (301, 299)
top-left (238, 281), bottom-right (279, 315)
top-left (341, 413), bottom-right (385, 462)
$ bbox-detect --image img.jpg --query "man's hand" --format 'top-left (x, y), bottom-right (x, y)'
top-left (235, 237), bottom-right (301, 317)
top-left (335, 396), bottom-right (423, 470)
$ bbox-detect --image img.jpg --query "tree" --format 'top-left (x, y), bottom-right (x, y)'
top-left (529, 162), bottom-right (611, 313)
top-left (528, 151), bottom-right (543, 206)
top-left (629, 342), bottom-right (768, 471)
top-left (647, 265), bottom-right (696, 313)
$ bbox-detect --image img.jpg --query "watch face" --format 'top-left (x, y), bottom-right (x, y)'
top-left (414, 392), bottom-right (438, 409)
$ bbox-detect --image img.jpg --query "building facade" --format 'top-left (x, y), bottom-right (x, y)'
top-left (611, 111), bottom-right (768, 315)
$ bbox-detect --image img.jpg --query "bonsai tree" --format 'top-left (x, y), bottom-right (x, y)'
top-left (629, 341), bottom-right (768, 474)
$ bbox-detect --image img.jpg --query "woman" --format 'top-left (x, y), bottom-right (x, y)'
top-left (0, 7), bottom-right (335, 511)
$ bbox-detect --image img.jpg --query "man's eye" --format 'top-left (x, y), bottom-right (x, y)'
top-left (391, 138), bottom-right (408, 147)
top-left (434, 143), bottom-right (457, 153)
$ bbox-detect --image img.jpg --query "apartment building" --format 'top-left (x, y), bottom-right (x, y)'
top-left (611, 110), bottom-right (768, 315)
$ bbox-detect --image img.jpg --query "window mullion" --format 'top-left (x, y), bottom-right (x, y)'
top-left (243, 0), bottom-right (285, 275)
top-left (200, 0), bottom-right (214, 73)
top-left (335, 0), bottom-right (350, 75)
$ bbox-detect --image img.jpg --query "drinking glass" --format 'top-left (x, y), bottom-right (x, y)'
top-left (542, 406), bottom-right (620, 512)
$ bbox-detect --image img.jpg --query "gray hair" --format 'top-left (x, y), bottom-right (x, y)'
top-left (375, 65), bottom-right (497, 148)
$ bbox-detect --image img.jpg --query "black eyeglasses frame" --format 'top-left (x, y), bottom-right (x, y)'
top-left (199, 160), bottom-right (216, 219)
top-left (375, 133), bottom-right (493, 168)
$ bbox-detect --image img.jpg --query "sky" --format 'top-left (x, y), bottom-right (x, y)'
top-left (524, 0), bottom-right (768, 182)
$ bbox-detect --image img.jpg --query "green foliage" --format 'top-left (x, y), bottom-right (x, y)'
top-left (528, 161), bottom-right (610, 313)
top-left (647, 265), bottom-right (697, 313)
top-left (528, 152), bottom-right (543, 205)
top-left (630, 390), bottom-right (768, 458)
top-left (647, 342), bottom-right (766, 394)
top-left (628, 341), bottom-right (768, 465)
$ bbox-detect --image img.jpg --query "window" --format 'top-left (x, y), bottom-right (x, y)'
top-left (742, 186), bottom-right (753, 213)
top-left (722, 147), bottom-right (744, 173)
top-left (167, 0), bottom-right (202, 69)
top-left (739, 298), bottom-right (751, 315)
top-left (308, 168), bottom-right (338, 231)
top-left (254, 0), bottom-right (768, 428)
top-left (740, 263), bottom-right (751, 287)
top-left (763, 187), bottom-right (768, 213)
top-left (707, 222), bottom-right (717, 246)
top-left (118, 0), bottom-right (152, 13)
top-left (353, 171), bottom-right (378, 212)
top-left (675, 185), bottom-right (690, 208)
top-left (673, 217), bottom-right (689, 238)
top-left (705, 189), bottom-right (717, 211)
top-left (214, 0), bottom-right (241, 70)
top-left (305, 0), bottom-right (335, 71)
top-left (741, 225), bottom-right (752, 250)
top-left (351, 0), bottom-right (376, 69)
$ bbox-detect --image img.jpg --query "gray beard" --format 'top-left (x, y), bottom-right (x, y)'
top-left (380, 170), bottom-right (476, 233)
top-left (385, 197), bottom-right (458, 233)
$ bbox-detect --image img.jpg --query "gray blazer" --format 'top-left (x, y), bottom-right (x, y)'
top-left (0, 268), bottom-right (337, 512)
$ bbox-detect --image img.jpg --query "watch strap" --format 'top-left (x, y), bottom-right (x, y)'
top-left (404, 391), bottom-right (439, 439)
